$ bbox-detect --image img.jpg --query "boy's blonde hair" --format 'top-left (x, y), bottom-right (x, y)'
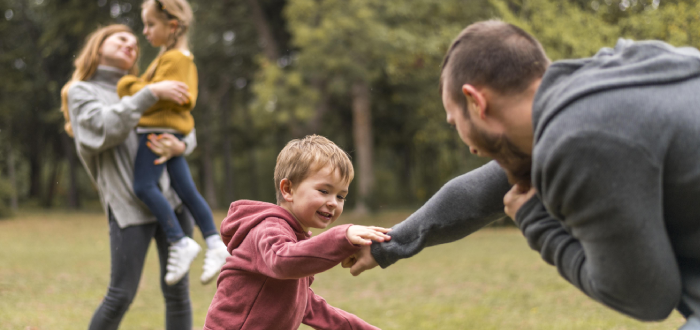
top-left (274, 135), bottom-right (354, 204)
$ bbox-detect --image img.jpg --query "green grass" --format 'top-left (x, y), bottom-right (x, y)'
top-left (0, 209), bottom-right (685, 329)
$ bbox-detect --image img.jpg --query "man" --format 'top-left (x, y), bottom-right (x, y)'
top-left (345, 20), bottom-right (700, 328)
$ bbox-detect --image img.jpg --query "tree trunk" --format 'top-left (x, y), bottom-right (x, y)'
top-left (200, 130), bottom-right (219, 210)
top-left (247, 147), bottom-right (260, 200)
top-left (28, 152), bottom-right (42, 200)
top-left (61, 133), bottom-right (80, 209)
top-left (351, 80), bottom-right (374, 214)
top-left (6, 140), bottom-right (18, 211)
top-left (221, 89), bottom-right (235, 205)
top-left (244, 0), bottom-right (280, 61)
top-left (42, 157), bottom-right (61, 208)
top-left (305, 78), bottom-right (331, 135)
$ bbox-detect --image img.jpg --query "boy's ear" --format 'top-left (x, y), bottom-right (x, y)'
top-left (280, 179), bottom-right (294, 202)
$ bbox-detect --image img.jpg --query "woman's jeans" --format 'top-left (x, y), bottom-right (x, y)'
top-left (133, 133), bottom-right (217, 243)
top-left (88, 208), bottom-right (194, 330)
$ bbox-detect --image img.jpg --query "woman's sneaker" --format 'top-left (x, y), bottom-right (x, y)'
top-left (201, 245), bottom-right (229, 284)
top-left (164, 237), bottom-right (201, 286)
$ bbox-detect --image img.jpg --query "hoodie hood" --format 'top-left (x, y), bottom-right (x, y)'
top-left (220, 200), bottom-right (308, 253)
top-left (533, 38), bottom-right (700, 142)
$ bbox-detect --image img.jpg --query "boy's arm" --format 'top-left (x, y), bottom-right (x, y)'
top-left (302, 286), bottom-right (380, 330)
top-left (255, 221), bottom-right (359, 279)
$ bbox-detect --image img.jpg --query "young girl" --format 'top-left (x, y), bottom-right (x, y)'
top-left (117, 0), bottom-right (228, 286)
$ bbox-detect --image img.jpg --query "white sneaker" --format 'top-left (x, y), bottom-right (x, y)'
top-left (164, 237), bottom-right (201, 286)
top-left (201, 245), bottom-right (229, 284)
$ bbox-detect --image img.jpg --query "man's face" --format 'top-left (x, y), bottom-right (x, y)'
top-left (442, 84), bottom-right (533, 187)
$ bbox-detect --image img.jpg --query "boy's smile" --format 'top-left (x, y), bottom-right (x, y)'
top-left (279, 164), bottom-right (349, 232)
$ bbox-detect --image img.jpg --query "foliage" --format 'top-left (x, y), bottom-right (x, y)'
top-left (0, 176), bottom-right (14, 218)
top-left (252, 0), bottom-right (491, 206)
top-left (2, 0), bottom-right (699, 210)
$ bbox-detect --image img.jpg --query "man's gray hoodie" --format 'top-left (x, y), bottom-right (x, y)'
top-left (371, 39), bottom-right (700, 321)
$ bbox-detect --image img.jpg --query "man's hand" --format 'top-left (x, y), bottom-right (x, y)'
top-left (146, 133), bottom-right (186, 165)
top-left (346, 225), bottom-right (391, 246)
top-left (342, 245), bottom-right (380, 276)
top-left (503, 184), bottom-right (537, 220)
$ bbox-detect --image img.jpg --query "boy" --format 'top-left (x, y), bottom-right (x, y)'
top-left (205, 135), bottom-right (388, 330)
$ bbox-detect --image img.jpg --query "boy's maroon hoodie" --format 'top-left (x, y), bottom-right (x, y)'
top-left (204, 200), bottom-right (380, 330)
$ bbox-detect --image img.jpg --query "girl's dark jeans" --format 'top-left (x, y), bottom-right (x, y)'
top-left (132, 133), bottom-right (217, 243)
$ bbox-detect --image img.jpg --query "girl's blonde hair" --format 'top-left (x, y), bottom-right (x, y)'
top-left (60, 24), bottom-right (140, 137)
top-left (142, 0), bottom-right (194, 80)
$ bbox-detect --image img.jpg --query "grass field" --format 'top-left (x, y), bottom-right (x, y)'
top-left (0, 209), bottom-right (686, 330)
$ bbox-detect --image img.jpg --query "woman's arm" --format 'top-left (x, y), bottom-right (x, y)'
top-left (117, 52), bottom-right (194, 107)
top-left (67, 83), bottom-right (157, 154)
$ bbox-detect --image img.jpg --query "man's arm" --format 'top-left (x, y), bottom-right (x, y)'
top-left (368, 161), bottom-right (510, 269)
top-left (518, 132), bottom-right (681, 321)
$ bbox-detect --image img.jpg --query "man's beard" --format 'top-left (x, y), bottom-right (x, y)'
top-left (468, 121), bottom-right (532, 189)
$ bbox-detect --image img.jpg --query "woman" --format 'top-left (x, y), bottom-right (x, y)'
top-left (60, 24), bottom-right (197, 330)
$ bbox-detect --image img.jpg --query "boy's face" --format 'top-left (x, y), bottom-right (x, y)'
top-left (281, 164), bottom-right (349, 232)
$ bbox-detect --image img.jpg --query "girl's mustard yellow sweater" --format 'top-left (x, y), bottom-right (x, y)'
top-left (117, 49), bottom-right (197, 135)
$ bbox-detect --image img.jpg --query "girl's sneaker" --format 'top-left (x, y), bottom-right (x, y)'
top-left (164, 237), bottom-right (201, 286)
top-left (201, 245), bottom-right (229, 284)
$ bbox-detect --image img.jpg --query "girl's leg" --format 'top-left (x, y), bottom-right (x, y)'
top-left (134, 134), bottom-right (200, 286)
top-left (88, 211), bottom-right (155, 330)
top-left (133, 133), bottom-right (187, 243)
top-left (166, 155), bottom-right (217, 238)
top-left (154, 206), bottom-right (194, 330)
top-left (167, 155), bottom-right (229, 284)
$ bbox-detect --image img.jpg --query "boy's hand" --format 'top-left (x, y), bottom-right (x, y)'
top-left (346, 225), bottom-right (391, 246)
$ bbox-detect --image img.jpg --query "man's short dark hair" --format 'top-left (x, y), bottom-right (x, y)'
top-left (440, 20), bottom-right (550, 115)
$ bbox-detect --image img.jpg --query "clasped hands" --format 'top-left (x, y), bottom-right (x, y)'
top-left (340, 183), bottom-right (536, 277)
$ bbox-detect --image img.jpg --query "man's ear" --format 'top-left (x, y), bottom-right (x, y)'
top-left (280, 178), bottom-right (294, 202)
top-left (461, 84), bottom-right (488, 120)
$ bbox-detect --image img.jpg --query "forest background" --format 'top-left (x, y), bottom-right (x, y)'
top-left (0, 0), bottom-right (697, 216)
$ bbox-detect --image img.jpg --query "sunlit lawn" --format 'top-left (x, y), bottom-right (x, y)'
top-left (0, 209), bottom-right (685, 330)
